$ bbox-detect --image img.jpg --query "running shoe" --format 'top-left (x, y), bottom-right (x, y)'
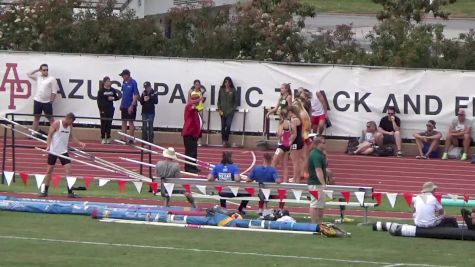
top-left (461, 153), bottom-right (468, 161)
top-left (441, 152), bottom-right (448, 160)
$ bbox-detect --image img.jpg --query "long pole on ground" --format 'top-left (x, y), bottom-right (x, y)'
top-left (117, 131), bottom-right (215, 168)
top-left (0, 116), bottom-right (148, 181)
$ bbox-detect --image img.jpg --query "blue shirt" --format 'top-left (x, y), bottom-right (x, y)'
top-left (249, 166), bottom-right (279, 183)
top-left (120, 78), bottom-right (139, 109)
top-left (211, 164), bottom-right (240, 181)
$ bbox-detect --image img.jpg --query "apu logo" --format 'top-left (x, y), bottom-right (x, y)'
top-left (0, 63), bottom-right (31, 109)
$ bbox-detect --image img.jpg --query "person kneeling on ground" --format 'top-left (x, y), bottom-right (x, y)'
top-left (461, 208), bottom-right (475, 230)
top-left (156, 147), bottom-right (196, 208)
top-left (413, 182), bottom-right (458, 228)
top-left (353, 121), bottom-right (377, 155)
top-left (442, 109), bottom-right (472, 161)
top-left (247, 153), bottom-right (282, 215)
top-left (413, 120), bottom-right (442, 159)
top-left (374, 106), bottom-right (403, 157)
top-left (208, 152), bottom-right (249, 215)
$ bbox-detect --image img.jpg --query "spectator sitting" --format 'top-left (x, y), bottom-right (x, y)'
top-left (247, 153), bottom-right (282, 215)
top-left (441, 109), bottom-right (472, 161)
top-left (156, 147), bottom-right (196, 208)
top-left (413, 182), bottom-right (458, 228)
top-left (207, 152), bottom-right (249, 215)
top-left (353, 121), bottom-right (377, 155)
top-left (374, 106), bottom-right (403, 157)
top-left (413, 120), bottom-right (442, 159)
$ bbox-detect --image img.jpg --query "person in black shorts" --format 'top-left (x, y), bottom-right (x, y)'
top-left (272, 114), bottom-right (292, 183)
top-left (119, 69), bottom-right (139, 143)
top-left (28, 64), bottom-right (59, 133)
top-left (374, 106), bottom-right (403, 157)
top-left (288, 106), bottom-right (305, 183)
top-left (40, 113), bottom-right (85, 198)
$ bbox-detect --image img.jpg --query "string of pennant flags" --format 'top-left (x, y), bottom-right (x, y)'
top-left (2, 171), bottom-right (472, 208)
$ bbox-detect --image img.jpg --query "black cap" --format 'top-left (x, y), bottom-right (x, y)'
top-left (119, 69), bottom-right (130, 76)
top-left (143, 81), bottom-right (151, 87)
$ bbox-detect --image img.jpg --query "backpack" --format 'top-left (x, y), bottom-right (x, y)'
top-left (345, 139), bottom-right (359, 154)
top-left (373, 145), bottom-right (394, 157)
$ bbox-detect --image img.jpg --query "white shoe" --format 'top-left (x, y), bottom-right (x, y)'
top-left (101, 138), bottom-right (106, 144)
top-left (105, 138), bottom-right (111, 144)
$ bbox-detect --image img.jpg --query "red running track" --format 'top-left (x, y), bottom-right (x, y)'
top-left (2, 139), bottom-right (475, 196)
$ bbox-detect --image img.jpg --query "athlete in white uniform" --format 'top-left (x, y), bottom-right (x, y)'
top-left (40, 112), bottom-right (85, 197)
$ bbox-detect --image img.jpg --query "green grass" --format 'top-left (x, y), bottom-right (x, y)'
top-left (302, 0), bottom-right (475, 18)
top-left (0, 211), bottom-right (473, 267)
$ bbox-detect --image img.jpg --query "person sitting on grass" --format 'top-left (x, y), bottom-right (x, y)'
top-left (247, 153), bottom-right (282, 215)
top-left (208, 152), bottom-right (249, 215)
top-left (413, 120), bottom-right (442, 159)
top-left (156, 147), bottom-right (196, 208)
top-left (413, 182), bottom-right (458, 228)
top-left (441, 109), bottom-right (472, 161)
top-left (353, 121), bottom-right (377, 155)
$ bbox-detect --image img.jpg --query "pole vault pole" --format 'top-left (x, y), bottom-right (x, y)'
top-left (0, 117), bottom-right (148, 181)
top-left (119, 157), bottom-right (204, 178)
top-left (117, 131), bottom-right (215, 168)
top-left (116, 142), bottom-right (213, 171)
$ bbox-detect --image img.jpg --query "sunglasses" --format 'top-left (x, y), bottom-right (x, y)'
top-left (366, 125), bottom-right (371, 128)
top-left (388, 112), bottom-right (395, 115)
top-left (41, 69), bottom-right (48, 71)
top-left (426, 124), bottom-right (433, 127)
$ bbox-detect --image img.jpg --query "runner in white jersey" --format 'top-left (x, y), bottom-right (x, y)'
top-left (40, 113), bottom-right (85, 198)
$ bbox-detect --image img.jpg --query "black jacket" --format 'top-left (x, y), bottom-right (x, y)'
top-left (97, 87), bottom-right (121, 112)
top-left (139, 89), bottom-right (158, 114)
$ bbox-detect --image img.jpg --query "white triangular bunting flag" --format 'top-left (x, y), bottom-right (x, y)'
top-left (35, 174), bottom-right (45, 189)
top-left (133, 181), bottom-right (143, 193)
top-left (66, 176), bottom-right (77, 189)
top-left (3, 171), bottom-right (14, 186)
top-left (354, 191), bottom-right (365, 205)
top-left (447, 194), bottom-right (458, 201)
top-left (229, 186), bottom-right (239, 197)
top-left (323, 190), bottom-right (334, 199)
top-left (386, 193), bottom-right (398, 208)
top-left (261, 188), bottom-right (271, 201)
top-left (98, 179), bottom-right (110, 187)
top-left (196, 185), bottom-right (207, 195)
top-left (292, 189), bottom-right (303, 201)
top-left (164, 183), bottom-right (175, 197)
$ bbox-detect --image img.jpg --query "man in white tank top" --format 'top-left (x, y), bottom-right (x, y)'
top-left (40, 112), bottom-right (85, 197)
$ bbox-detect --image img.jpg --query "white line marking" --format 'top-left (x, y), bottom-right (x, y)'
top-left (0, 235), bottom-right (451, 267)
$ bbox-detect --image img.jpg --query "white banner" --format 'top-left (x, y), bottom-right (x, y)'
top-left (1, 51), bottom-right (474, 138)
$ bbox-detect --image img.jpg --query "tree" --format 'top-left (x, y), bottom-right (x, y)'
top-left (372, 0), bottom-right (457, 22)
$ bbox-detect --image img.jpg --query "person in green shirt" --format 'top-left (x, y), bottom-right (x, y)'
top-left (307, 136), bottom-right (327, 224)
top-left (217, 77), bottom-right (238, 147)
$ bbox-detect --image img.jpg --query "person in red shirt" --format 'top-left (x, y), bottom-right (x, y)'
top-left (182, 94), bottom-right (202, 173)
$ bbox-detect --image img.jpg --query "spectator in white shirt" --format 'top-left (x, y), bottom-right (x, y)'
top-left (28, 64), bottom-right (59, 132)
top-left (413, 182), bottom-right (458, 228)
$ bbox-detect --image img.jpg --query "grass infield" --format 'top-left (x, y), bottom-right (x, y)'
top-left (303, 0), bottom-right (475, 18)
top-left (0, 211), bottom-right (473, 267)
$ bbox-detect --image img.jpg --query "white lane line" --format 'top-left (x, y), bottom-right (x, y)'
top-left (0, 235), bottom-right (451, 267)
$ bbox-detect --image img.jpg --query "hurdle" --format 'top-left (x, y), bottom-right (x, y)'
top-left (204, 107), bottom-right (248, 148)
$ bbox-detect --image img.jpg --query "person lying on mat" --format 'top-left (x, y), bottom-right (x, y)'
top-left (413, 182), bottom-right (458, 228)
top-left (208, 152), bottom-right (249, 215)
top-left (247, 153), bottom-right (282, 215)
top-left (156, 147), bottom-right (196, 208)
